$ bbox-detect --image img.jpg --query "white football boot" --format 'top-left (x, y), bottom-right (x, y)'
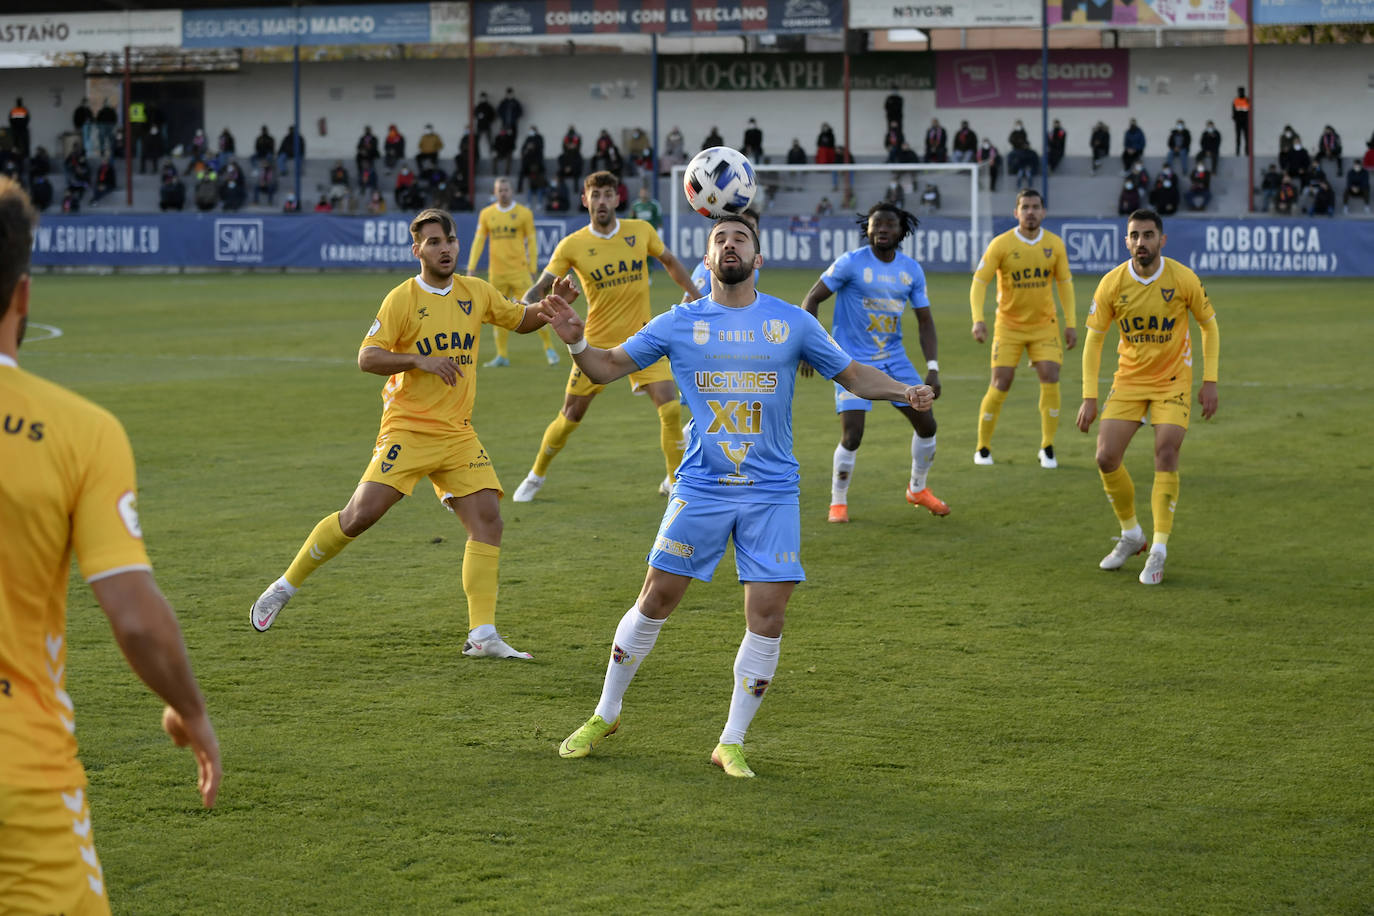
top-left (512, 472), bottom-right (545, 503)
top-left (250, 580), bottom-right (294, 632)
top-left (1099, 532), bottom-right (1147, 570)
top-left (1139, 551), bottom-right (1166, 585)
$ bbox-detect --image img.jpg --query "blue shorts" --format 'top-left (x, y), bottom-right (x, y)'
top-left (834, 355), bottom-right (923, 412)
top-left (646, 495), bottom-right (804, 583)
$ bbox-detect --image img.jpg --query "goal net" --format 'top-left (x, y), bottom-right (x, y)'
top-left (667, 160), bottom-right (991, 273)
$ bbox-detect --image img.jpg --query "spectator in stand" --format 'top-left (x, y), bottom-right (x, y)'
top-left (518, 125), bottom-right (545, 193)
top-left (366, 189), bottom-right (386, 214)
top-left (1185, 163), bottom-right (1212, 211)
top-left (557, 143), bottom-right (583, 198)
top-left (282, 192), bottom-right (299, 213)
top-left (1304, 172), bottom-right (1335, 216)
top-left (95, 99), bottom-right (118, 158)
top-left (627, 127), bottom-right (653, 175)
top-left (1198, 120), bottom-right (1222, 174)
top-left (62, 184), bottom-right (82, 213)
top-left (67, 152), bottom-right (91, 203)
top-left (1006, 120), bottom-right (1037, 189)
top-left (91, 156), bottom-right (117, 205)
top-left (1122, 118), bottom-right (1145, 172)
top-left (1315, 125), bottom-right (1343, 175)
top-left (897, 142), bottom-right (919, 164)
top-left (254, 160), bottom-right (278, 205)
top-left (743, 118), bottom-right (764, 162)
top-left (159, 169), bottom-right (185, 211)
top-left (216, 128), bottom-right (236, 166)
top-left (1149, 166), bottom-right (1180, 215)
top-left (562, 124), bottom-right (583, 154)
top-left (9, 97), bottom-right (31, 163)
top-left (1129, 159), bottom-right (1151, 194)
top-left (74, 97), bottom-right (95, 157)
top-left (356, 126), bottom-right (379, 178)
top-left (979, 137), bottom-right (1001, 192)
top-left (924, 118), bottom-right (948, 163)
top-left (277, 125), bottom-right (303, 177)
top-left (1165, 120), bottom-right (1190, 175)
top-left (253, 125), bottom-right (275, 169)
top-left (1278, 125), bottom-right (1299, 173)
top-left (474, 92), bottom-right (496, 154)
top-left (883, 180), bottom-right (904, 208)
top-left (815, 196), bottom-right (833, 216)
top-left (0, 148), bottom-right (18, 180)
top-left (358, 161), bottom-right (379, 195)
top-left (28, 146), bottom-right (50, 180)
top-left (1286, 140), bottom-right (1311, 183)
top-left (590, 129), bottom-right (623, 177)
top-left (1047, 119), bottom-right (1067, 173)
top-left (383, 124), bottom-right (405, 172)
top-left (1117, 177), bottom-right (1141, 215)
top-left (456, 129), bottom-right (479, 178)
top-left (702, 126), bottom-right (723, 150)
top-left (394, 162), bottom-right (419, 209)
top-left (884, 120), bottom-right (904, 164)
top-left (497, 87), bottom-right (523, 137)
top-left (1231, 86), bottom-right (1251, 155)
top-left (140, 125), bottom-right (164, 175)
top-left (30, 172), bottom-right (54, 210)
top-left (786, 138), bottom-right (807, 166)
top-left (920, 183), bottom-right (940, 210)
top-left (1090, 121), bottom-right (1110, 174)
top-left (885, 92), bottom-right (903, 132)
top-left (492, 125), bottom-right (515, 176)
top-left (1257, 163), bottom-right (1282, 211)
top-left (416, 124), bottom-right (443, 171)
top-left (1364, 138), bottom-right (1374, 169)
top-left (545, 181), bottom-right (569, 212)
top-left (220, 164), bottom-right (246, 211)
top-left (328, 161), bottom-right (350, 208)
top-left (661, 126), bottom-right (686, 175)
top-left (189, 128), bottom-right (208, 162)
top-left (1008, 119), bottom-right (1029, 156)
top-left (952, 121), bottom-right (977, 163)
top-left (816, 122), bottom-right (836, 164)
top-left (194, 169), bottom-right (219, 211)
top-left (313, 195), bottom-right (332, 213)
top-left (1344, 161), bottom-right (1370, 213)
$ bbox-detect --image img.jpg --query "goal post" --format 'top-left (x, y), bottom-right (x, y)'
top-left (668, 160), bottom-right (991, 272)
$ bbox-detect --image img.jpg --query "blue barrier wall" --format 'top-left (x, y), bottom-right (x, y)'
top-left (30, 212), bottom-right (1374, 278)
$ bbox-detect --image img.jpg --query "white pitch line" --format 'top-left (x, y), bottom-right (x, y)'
top-left (24, 322), bottom-right (63, 342)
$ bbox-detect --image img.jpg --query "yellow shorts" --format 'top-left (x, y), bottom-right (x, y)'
top-left (360, 426), bottom-right (503, 501)
top-left (1101, 389), bottom-right (1191, 429)
top-left (991, 327), bottom-right (1062, 368)
top-left (566, 355), bottom-right (673, 397)
top-left (0, 783), bottom-right (111, 916)
top-left (489, 272), bottom-right (533, 299)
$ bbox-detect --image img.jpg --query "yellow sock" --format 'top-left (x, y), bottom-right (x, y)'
top-left (283, 512), bottom-right (355, 588)
top-left (977, 386), bottom-right (1008, 451)
top-left (657, 400), bottom-right (683, 480)
top-left (1099, 465), bottom-right (1137, 526)
top-left (531, 412), bottom-right (580, 476)
top-left (1151, 471), bottom-right (1179, 544)
top-left (1038, 382), bottom-right (1060, 449)
top-left (462, 540), bottom-right (500, 631)
top-left (536, 325), bottom-right (553, 349)
top-left (493, 326), bottom-right (510, 358)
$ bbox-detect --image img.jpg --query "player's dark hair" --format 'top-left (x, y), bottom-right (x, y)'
top-left (1127, 208), bottom-right (1164, 232)
top-left (710, 214), bottom-right (759, 250)
top-left (857, 201), bottom-right (919, 243)
top-left (583, 170), bottom-right (618, 192)
top-left (0, 176), bottom-right (37, 320)
top-left (1015, 187), bottom-right (1045, 206)
top-left (409, 207), bottom-right (455, 243)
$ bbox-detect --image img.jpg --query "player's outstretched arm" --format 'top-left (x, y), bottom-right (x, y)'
top-left (538, 294), bottom-right (638, 384)
top-left (798, 279), bottom-right (834, 378)
top-left (90, 570), bottom-right (222, 809)
top-left (656, 248), bottom-right (699, 299)
top-left (834, 361), bottom-right (933, 411)
top-left (515, 275), bottom-right (578, 333)
top-left (521, 270), bottom-right (558, 305)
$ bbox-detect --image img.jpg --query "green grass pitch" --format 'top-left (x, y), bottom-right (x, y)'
top-left (21, 268), bottom-right (1372, 913)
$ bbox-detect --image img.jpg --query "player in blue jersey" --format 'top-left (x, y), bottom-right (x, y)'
top-left (685, 206), bottom-right (760, 299)
top-left (801, 202), bottom-right (949, 522)
top-left (540, 215), bottom-right (934, 778)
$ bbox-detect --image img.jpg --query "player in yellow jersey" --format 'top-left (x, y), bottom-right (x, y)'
top-left (510, 170), bottom-right (699, 503)
top-left (1076, 208), bottom-right (1219, 586)
top-left (249, 208), bottom-right (577, 658)
top-left (468, 177), bottom-right (559, 367)
top-left (0, 177), bottom-right (221, 915)
top-left (970, 188), bottom-right (1077, 468)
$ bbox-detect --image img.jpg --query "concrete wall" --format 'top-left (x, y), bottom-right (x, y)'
top-left (4, 43), bottom-right (1369, 165)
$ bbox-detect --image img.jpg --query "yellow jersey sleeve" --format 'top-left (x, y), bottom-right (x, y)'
top-left (73, 414), bottom-right (151, 581)
top-left (1086, 267), bottom-right (1120, 335)
top-left (361, 284), bottom-right (420, 354)
top-left (479, 279), bottom-right (526, 331)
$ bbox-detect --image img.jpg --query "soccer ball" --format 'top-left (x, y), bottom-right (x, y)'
top-left (683, 146), bottom-right (758, 218)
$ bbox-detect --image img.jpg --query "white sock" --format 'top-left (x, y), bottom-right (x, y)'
top-left (593, 606), bottom-right (665, 723)
top-left (831, 443), bottom-right (857, 505)
top-left (1123, 523), bottom-right (1144, 541)
top-left (274, 575), bottom-right (298, 597)
top-left (910, 434), bottom-right (937, 491)
top-left (719, 629), bottom-right (781, 746)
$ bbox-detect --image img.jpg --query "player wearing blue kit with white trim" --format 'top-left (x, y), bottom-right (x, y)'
top-left (802, 203), bottom-right (949, 523)
top-left (542, 215), bottom-right (935, 778)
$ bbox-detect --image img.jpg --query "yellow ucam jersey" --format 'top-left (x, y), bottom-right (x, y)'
top-left (972, 227), bottom-right (1074, 333)
top-left (467, 201), bottom-right (537, 280)
top-left (1086, 256), bottom-right (1217, 398)
top-left (1, 356), bottom-right (151, 790)
top-left (361, 274), bottom-right (525, 434)
top-left (545, 218), bottom-right (664, 349)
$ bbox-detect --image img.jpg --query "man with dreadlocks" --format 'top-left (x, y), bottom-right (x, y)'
top-left (801, 201), bottom-right (949, 522)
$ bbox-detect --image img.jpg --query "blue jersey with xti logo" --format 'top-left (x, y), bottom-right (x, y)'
top-left (622, 292), bottom-right (852, 503)
top-left (818, 246), bottom-right (931, 364)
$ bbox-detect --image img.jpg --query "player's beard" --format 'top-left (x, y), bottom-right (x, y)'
top-left (713, 258), bottom-right (752, 286)
top-left (426, 253), bottom-right (456, 280)
top-left (1134, 247), bottom-right (1158, 273)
